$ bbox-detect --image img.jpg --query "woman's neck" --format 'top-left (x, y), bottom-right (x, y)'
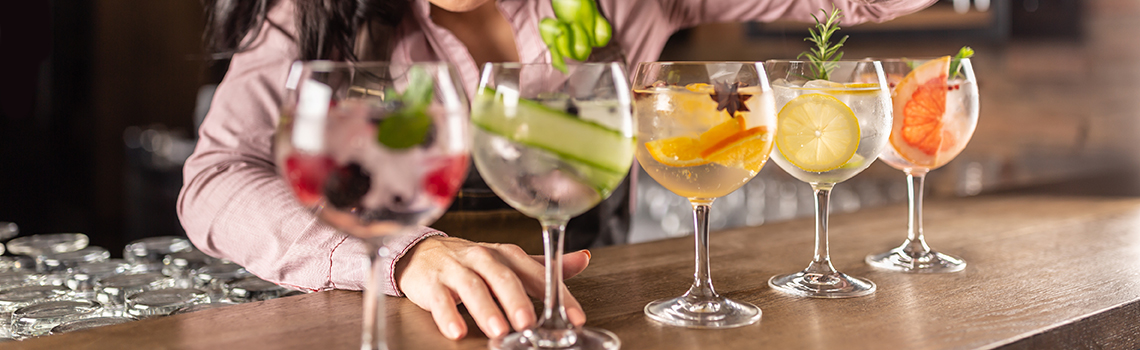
top-left (429, 1), bottom-right (520, 67)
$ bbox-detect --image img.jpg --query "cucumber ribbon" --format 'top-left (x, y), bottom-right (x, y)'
top-left (540, 0), bottom-right (613, 72)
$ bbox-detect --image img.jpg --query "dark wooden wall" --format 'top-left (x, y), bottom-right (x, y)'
top-left (0, 0), bottom-right (207, 255)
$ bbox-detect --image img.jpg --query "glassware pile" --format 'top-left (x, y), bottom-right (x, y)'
top-left (0, 225), bottom-right (301, 341)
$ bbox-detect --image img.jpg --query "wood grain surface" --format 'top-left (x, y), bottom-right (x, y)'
top-left (10, 194), bottom-right (1140, 349)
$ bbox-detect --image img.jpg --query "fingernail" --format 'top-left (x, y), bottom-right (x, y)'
top-left (568, 308), bottom-right (587, 326)
top-left (580, 249), bottom-right (591, 260)
top-left (447, 322), bottom-right (463, 339)
top-left (489, 318), bottom-right (508, 337)
top-left (514, 308), bottom-right (534, 329)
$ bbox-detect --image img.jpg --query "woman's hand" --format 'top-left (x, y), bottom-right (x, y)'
top-left (393, 236), bottom-right (591, 339)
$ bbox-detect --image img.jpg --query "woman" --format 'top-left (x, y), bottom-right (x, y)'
top-left (180, 0), bottom-right (934, 340)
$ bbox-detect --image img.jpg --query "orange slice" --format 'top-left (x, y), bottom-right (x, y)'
top-left (890, 56), bottom-right (950, 167)
top-left (697, 116), bottom-right (747, 149)
top-left (646, 116), bottom-right (751, 168)
top-left (645, 136), bottom-right (710, 167)
top-left (700, 126), bottom-right (772, 172)
top-left (685, 83), bottom-right (713, 93)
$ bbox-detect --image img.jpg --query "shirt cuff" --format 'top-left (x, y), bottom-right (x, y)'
top-left (328, 226), bottom-right (447, 296)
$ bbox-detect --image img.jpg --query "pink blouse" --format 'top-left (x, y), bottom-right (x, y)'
top-left (177, 0), bottom-right (935, 295)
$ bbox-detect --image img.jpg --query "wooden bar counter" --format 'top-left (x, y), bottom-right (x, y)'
top-left (10, 193), bottom-right (1140, 349)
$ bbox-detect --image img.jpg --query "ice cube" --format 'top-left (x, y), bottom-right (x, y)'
top-left (574, 99), bottom-right (627, 132)
top-left (769, 78), bottom-right (792, 88)
top-left (705, 62), bottom-right (744, 84)
top-left (528, 169), bottom-right (601, 206)
top-left (535, 92), bottom-right (570, 112)
top-left (772, 84), bottom-right (801, 106)
top-left (490, 136), bottom-right (521, 162)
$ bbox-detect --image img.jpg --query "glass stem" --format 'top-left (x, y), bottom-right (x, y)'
top-left (805, 184), bottom-right (838, 276)
top-left (362, 239), bottom-right (388, 350)
top-left (685, 199), bottom-right (719, 301)
top-left (903, 172), bottom-right (932, 256)
top-left (536, 219), bottom-right (574, 333)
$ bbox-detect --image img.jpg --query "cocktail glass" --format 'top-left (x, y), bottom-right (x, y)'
top-left (765, 60), bottom-right (892, 298)
top-left (473, 62), bottom-right (633, 350)
top-left (866, 57), bottom-right (978, 273)
top-left (632, 62), bottom-right (775, 327)
top-left (275, 61), bottom-right (469, 350)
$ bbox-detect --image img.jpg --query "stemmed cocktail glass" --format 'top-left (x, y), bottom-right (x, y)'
top-left (765, 60), bottom-right (892, 298)
top-left (473, 62), bottom-right (633, 350)
top-left (633, 62), bottom-right (776, 328)
top-left (275, 61), bottom-right (469, 350)
top-left (866, 57), bottom-right (978, 273)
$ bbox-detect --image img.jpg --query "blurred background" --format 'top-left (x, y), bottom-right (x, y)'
top-left (1, 0), bottom-right (1136, 255)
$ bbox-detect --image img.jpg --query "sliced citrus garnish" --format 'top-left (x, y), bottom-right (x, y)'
top-left (685, 83), bottom-right (713, 93)
top-left (646, 115), bottom-right (764, 169)
top-left (835, 82), bottom-right (883, 95)
top-left (697, 116), bottom-right (746, 149)
top-left (775, 93), bottom-right (860, 172)
top-left (645, 136), bottom-right (710, 167)
top-left (701, 126), bottom-right (772, 172)
top-left (890, 56), bottom-right (950, 167)
top-left (844, 83), bottom-right (879, 89)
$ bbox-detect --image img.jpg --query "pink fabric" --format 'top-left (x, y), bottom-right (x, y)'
top-left (178, 0), bottom-right (934, 295)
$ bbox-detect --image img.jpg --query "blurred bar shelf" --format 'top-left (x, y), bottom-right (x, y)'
top-left (11, 189), bottom-right (1140, 349)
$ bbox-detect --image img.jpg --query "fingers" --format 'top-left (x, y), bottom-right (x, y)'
top-left (444, 258), bottom-right (512, 338)
top-left (396, 237), bottom-right (591, 340)
top-left (561, 282), bottom-right (587, 326)
top-left (462, 247), bottom-right (536, 331)
top-left (561, 249), bottom-right (591, 279)
top-left (528, 249), bottom-right (592, 279)
top-left (521, 250), bottom-right (590, 327)
top-left (425, 285), bottom-right (465, 340)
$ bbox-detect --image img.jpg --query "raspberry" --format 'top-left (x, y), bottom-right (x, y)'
top-left (422, 155), bottom-right (468, 207)
top-left (284, 153), bottom-right (335, 207)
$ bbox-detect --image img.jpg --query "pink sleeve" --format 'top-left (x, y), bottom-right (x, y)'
top-left (601, 0), bottom-right (937, 67)
top-left (176, 0), bottom-right (442, 296)
top-left (659, 0), bottom-right (939, 29)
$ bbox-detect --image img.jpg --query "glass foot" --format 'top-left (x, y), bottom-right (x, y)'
top-left (644, 295), bottom-right (760, 329)
top-left (768, 271), bottom-right (875, 298)
top-left (866, 248), bottom-right (966, 273)
top-left (489, 327), bottom-right (620, 350)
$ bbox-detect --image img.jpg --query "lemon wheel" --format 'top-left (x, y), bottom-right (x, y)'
top-left (775, 93), bottom-right (860, 172)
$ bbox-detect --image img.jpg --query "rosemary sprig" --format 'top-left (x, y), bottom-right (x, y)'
top-left (949, 46), bottom-right (975, 79)
top-left (798, 7), bottom-right (847, 81)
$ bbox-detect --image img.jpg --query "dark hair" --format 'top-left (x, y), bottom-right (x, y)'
top-left (202, 0), bottom-right (408, 61)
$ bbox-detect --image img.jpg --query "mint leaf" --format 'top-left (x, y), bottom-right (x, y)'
top-left (377, 109), bottom-right (432, 149)
top-left (402, 66), bottom-right (434, 110)
top-left (375, 66), bottom-right (435, 149)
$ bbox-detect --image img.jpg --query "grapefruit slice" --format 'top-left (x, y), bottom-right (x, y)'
top-left (890, 56), bottom-right (950, 167)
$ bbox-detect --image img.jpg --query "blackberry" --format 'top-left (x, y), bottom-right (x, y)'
top-left (565, 99), bottom-right (579, 116)
top-left (324, 163), bottom-right (371, 209)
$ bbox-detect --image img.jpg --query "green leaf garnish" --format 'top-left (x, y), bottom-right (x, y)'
top-left (402, 66), bottom-right (434, 110)
top-left (378, 109), bottom-right (432, 149)
top-left (376, 66), bottom-right (434, 149)
top-left (950, 46), bottom-right (975, 79)
top-left (798, 7), bottom-right (848, 81)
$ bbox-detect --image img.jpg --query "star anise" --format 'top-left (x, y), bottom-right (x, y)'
top-left (710, 81), bottom-right (750, 117)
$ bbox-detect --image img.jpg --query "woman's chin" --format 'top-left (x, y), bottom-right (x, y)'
top-left (428, 0), bottom-right (491, 13)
